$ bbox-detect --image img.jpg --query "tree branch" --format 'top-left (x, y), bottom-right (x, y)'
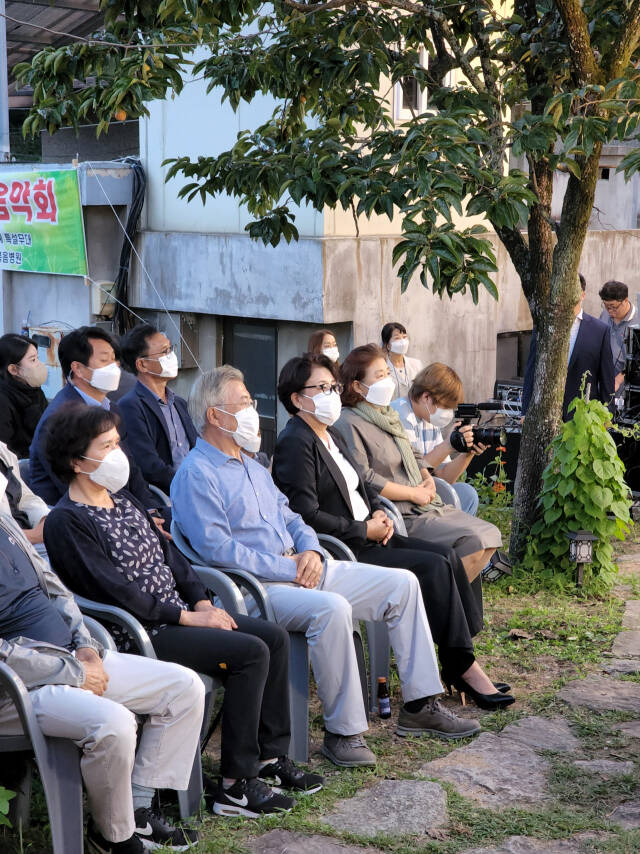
top-left (606, 0), bottom-right (640, 78)
top-left (493, 225), bottom-right (530, 284)
top-left (553, 0), bottom-right (601, 85)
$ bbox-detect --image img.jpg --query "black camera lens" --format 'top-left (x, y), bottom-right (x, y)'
top-left (449, 426), bottom-right (506, 453)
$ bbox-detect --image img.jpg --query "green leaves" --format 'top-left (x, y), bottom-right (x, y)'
top-left (0, 787), bottom-right (15, 828)
top-left (523, 393), bottom-right (631, 594)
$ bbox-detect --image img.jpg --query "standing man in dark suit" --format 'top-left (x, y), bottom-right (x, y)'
top-left (28, 326), bottom-right (166, 524)
top-left (118, 324), bottom-right (197, 494)
top-left (522, 274), bottom-right (615, 420)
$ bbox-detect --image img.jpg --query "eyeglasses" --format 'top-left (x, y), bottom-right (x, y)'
top-left (145, 346), bottom-right (175, 360)
top-left (302, 383), bottom-right (343, 395)
top-left (601, 300), bottom-right (625, 311)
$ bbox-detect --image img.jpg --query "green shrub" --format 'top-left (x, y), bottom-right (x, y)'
top-left (0, 786), bottom-right (15, 828)
top-left (522, 394), bottom-right (631, 594)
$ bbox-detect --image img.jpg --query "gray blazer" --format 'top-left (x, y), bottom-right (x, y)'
top-left (334, 407), bottom-right (426, 517)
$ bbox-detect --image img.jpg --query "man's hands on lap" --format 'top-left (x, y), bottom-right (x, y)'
top-left (292, 550), bottom-right (324, 589)
top-left (77, 647), bottom-right (109, 696)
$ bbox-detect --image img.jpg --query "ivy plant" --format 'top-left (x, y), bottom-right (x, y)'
top-left (522, 393), bottom-right (631, 595)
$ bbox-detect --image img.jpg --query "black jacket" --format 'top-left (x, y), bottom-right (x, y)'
top-left (44, 490), bottom-right (206, 626)
top-left (118, 380), bottom-right (197, 493)
top-left (0, 375), bottom-right (47, 459)
top-left (522, 313), bottom-right (616, 420)
top-left (272, 415), bottom-right (384, 551)
top-left (29, 383), bottom-right (160, 513)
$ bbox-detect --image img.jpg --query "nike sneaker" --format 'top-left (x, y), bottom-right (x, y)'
top-left (212, 777), bottom-right (294, 817)
top-left (133, 807), bottom-right (198, 850)
top-left (258, 755), bottom-right (324, 794)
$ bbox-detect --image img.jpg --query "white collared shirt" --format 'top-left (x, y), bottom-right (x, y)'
top-left (322, 435), bottom-right (370, 522)
top-left (568, 309), bottom-right (583, 363)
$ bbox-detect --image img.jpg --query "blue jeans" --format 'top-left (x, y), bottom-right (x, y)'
top-left (452, 481), bottom-right (479, 516)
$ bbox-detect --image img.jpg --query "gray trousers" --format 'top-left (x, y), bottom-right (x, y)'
top-left (265, 559), bottom-right (442, 735)
top-left (0, 650), bottom-right (205, 843)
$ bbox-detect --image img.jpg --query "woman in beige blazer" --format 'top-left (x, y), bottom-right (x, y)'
top-left (334, 344), bottom-right (502, 585)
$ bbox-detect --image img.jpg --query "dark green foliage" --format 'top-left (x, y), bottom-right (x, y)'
top-left (523, 394), bottom-right (631, 593)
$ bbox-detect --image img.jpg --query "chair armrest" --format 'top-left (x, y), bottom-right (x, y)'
top-left (191, 566), bottom-right (248, 616)
top-left (215, 568), bottom-right (275, 621)
top-left (0, 662), bottom-right (48, 756)
top-left (433, 477), bottom-right (460, 508)
top-left (82, 616), bottom-right (118, 651)
top-left (75, 596), bottom-right (157, 659)
top-left (377, 496), bottom-right (408, 536)
top-left (317, 534), bottom-right (357, 562)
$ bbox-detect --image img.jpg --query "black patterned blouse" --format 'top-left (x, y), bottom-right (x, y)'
top-left (74, 493), bottom-right (187, 650)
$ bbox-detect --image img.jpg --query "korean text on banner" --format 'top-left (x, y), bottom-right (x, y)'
top-left (0, 168), bottom-right (87, 276)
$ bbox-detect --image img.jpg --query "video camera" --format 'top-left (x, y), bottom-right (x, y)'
top-left (449, 402), bottom-right (507, 454)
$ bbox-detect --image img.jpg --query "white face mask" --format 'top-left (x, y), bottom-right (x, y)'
top-left (361, 376), bottom-right (396, 407)
top-left (17, 360), bottom-right (48, 388)
top-left (217, 404), bottom-right (261, 450)
top-left (427, 401), bottom-right (454, 429)
top-left (302, 390), bottom-right (342, 426)
top-left (147, 350), bottom-right (178, 379)
top-left (389, 338), bottom-right (409, 356)
top-left (88, 361), bottom-right (121, 393)
top-left (322, 346), bottom-right (340, 363)
top-left (80, 447), bottom-right (130, 493)
top-left (242, 433), bottom-right (262, 454)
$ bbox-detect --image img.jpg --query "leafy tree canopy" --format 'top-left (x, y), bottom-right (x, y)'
top-left (17, 0), bottom-right (640, 307)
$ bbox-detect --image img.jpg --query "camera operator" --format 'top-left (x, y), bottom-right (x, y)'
top-left (392, 364), bottom-right (487, 516)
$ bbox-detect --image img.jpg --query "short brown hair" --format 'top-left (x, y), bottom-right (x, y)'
top-left (340, 344), bottom-right (386, 406)
top-left (410, 363), bottom-right (463, 408)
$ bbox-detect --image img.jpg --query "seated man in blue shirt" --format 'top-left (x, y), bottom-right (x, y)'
top-left (171, 366), bottom-right (481, 769)
top-left (119, 324), bottom-right (197, 495)
top-left (0, 511), bottom-right (204, 854)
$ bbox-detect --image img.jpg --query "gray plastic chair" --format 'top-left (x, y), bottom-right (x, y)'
top-left (148, 484), bottom-right (171, 507)
top-left (0, 617), bottom-right (115, 853)
top-left (377, 496), bottom-right (408, 536)
top-left (433, 476), bottom-right (462, 509)
top-left (75, 596), bottom-right (209, 819)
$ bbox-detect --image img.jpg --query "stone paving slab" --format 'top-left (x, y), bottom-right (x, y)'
top-left (247, 831), bottom-right (388, 853)
top-left (609, 799), bottom-right (640, 829)
top-left (622, 600), bottom-right (640, 629)
top-left (499, 716), bottom-right (579, 752)
top-left (420, 732), bottom-right (551, 809)
top-left (601, 658), bottom-right (640, 675)
top-left (611, 630), bottom-right (640, 658)
top-left (572, 758), bottom-right (634, 777)
top-left (558, 674), bottom-right (640, 712)
top-left (321, 779), bottom-right (447, 836)
top-left (462, 836), bottom-right (586, 854)
top-left (616, 720), bottom-right (640, 738)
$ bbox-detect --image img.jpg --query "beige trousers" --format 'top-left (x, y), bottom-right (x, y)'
top-left (0, 650), bottom-right (205, 842)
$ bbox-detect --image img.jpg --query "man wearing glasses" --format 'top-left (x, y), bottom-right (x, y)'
top-left (119, 324), bottom-right (197, 494)
top-left (599, 280), bottom-right (637, 392)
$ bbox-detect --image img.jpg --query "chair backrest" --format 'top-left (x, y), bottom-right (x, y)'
top-left (148, 484), bottom-right (171, 507)
top-left (171, 520), bottom-right (202, 563)
top-left (433, 477), bottom-right (461, 509)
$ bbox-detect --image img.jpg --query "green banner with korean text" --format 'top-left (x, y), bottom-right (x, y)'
top-left (0, 168), bottom-right (87, 276)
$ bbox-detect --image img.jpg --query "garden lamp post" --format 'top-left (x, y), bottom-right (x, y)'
top-left (566, 530), bottom-right (598, 588)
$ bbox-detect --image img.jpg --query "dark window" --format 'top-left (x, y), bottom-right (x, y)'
top-left (222, 319), bottom-right (278, 457)
top-left (401, 77), bottom-right (420, 112)
top-left (496, 330), bottom-right (532, 380)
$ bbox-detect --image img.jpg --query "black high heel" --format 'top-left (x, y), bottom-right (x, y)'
top-left (494, 682), bottom-right (511, 694)
top-left (446, 676), bottom-right (515, 711)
